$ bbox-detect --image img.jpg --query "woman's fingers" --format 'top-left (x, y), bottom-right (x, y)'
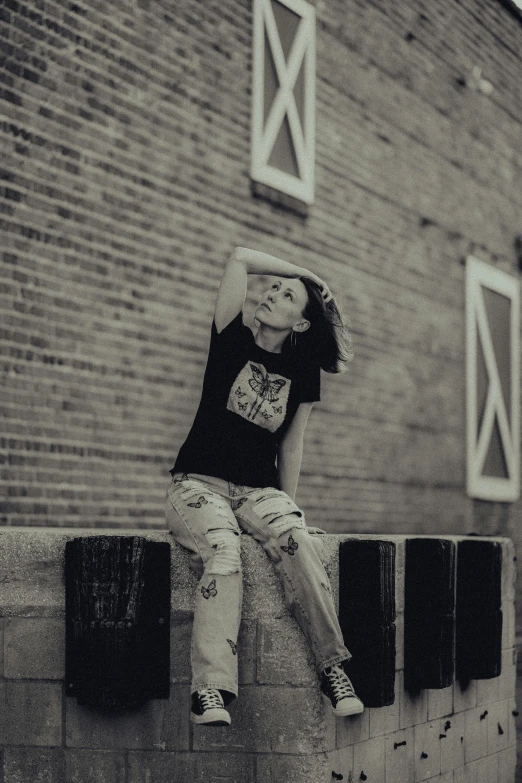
top-left (319, 283), bottom-right (332, 303)
top-left (302, 271), bottom-right (333, 303)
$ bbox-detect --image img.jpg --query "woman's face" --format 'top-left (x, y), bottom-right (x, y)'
top-left (254, 278), bottom-right (310, 332)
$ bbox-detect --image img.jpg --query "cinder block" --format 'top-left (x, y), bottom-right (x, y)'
top-left (498, 648), bottom-right (516, 702)
top-left (475, 673), bottom-right (500, 706)
top-left (464, 753), bottom-right (499, 783)
top-left (413, 721), bottom-right (441, 781)
top-left (128, 751), bottom-right (255, 783)
top-left (507, 697), bottom-right (517, 748)
top-left (241, 539), bottom-right (286, 619)
top-left (502, 599), bottom-right (515, 650)
top-left (0, 617), bottom-right (4, 676)
top-left (66, 750), bottom-right (126, 783)
top-left (500, 539), bottom-right (515, 605)
top-left (1, 681), bottom-right (62, 746)
top-left (65, 685), bottom-right (190, 750)
top-left (256, 617), bottom-right (316, 685)
top-left (384, 727), bottom-right (414, 783)
top-left (454, 679), bottom-right (477, 713)
top-left (497, 744), bottom-right (516, 783)
top-left (399, 671), bottom-right (428, 729)
top-left (192, 685), bottom-right (333, 754)
top-left (369, 700), bottom-right (400, 738)
top-left (395, 539), bottom-right (405, 614)
top-left (4, 618), bottom-right (64, 679)
top-left (395, 612), bottom-right (404, 670)
top-left (427, 685), bottom-right (453, 720)
top-left (440, 711), bottom-right (465, 774)
top-left (170, 611), bottom-right (192, 683)
top-left (257, 752), bottom-right (331, 783)
top-left (327, 746), bottom-right (354, 783)
top-left (486, 699), bottom-right (509, 755)
top-left (336, 704), bottom-right (370, 748)
top-left (464, 705), bottom-right (489, 763)
top-left (352, 736), bottom-right (385, 783)
top-left (237, 618), bottom-right (257, 685)
top-left (3, 748), bottom-right (65, 783)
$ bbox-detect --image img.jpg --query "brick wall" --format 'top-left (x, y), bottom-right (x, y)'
top-left (0, 529), bottom-right (517, 782)
top-left (1, 0), bottom-right (522, 638)
top-left (0, 0), bottom-right (521, 536)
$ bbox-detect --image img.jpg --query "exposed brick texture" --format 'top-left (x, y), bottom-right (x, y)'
top-left (0, 0), bottom-right (521, 545)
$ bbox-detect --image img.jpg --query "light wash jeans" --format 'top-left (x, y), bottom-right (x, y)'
top-left (165, 472), bottom-right (351, 702)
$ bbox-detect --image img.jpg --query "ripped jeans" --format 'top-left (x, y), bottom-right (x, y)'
top-left (165, 473), bottom-right (351, 701)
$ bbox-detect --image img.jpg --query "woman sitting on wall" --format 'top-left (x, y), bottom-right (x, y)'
top-left (165, 245), bottom-right (363, 726)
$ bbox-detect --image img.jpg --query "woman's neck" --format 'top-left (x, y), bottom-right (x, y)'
top-left (254, 324), bottom-right (290, 354)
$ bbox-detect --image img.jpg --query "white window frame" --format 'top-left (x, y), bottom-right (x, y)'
top-left (251, 0), bottom-right (315, 204)
top-left (466, 255), bottom-right (520, 501)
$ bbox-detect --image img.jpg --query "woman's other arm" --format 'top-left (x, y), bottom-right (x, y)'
top-left (277, 402), bottom-right (314, 500)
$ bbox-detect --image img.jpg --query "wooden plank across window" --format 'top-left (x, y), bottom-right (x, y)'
top-left (251, 0), bottom-right (315, 204)
top-left (465, 256), bottom-right (520, 501)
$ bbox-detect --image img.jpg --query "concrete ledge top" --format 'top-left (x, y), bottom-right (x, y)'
top-left (0, 528), bottom-right (514, 619)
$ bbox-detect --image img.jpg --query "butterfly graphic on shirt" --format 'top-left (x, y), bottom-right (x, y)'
top-left (281, 535), bottom-right (299, 556)
top-left (201, 580), bottom-right (218, 599)
top-left (248, 363), bottom-right (286, 418)
top-left (227, 361), bottom-right (291, 433)
top-left (173, 472), bottom-right (189, 485)
top-left (188, 496), bottom-right (208, 508)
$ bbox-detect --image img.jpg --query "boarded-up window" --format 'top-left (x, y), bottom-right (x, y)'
top-left (466, 256), bottom-right (520, 501)
top-left (251, 0), bottom-right (315, 204)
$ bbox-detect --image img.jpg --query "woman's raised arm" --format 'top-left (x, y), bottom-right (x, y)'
top-left (214, 247), bottom-right (332, 333)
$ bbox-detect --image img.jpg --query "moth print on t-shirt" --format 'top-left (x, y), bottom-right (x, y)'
top-left (226, 361), bottom-right (291, 433)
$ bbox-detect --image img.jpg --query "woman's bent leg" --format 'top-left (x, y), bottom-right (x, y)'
top-left (235, 488), bottom-right (350, 673)
top-left (165, 476), bottom-right (242, 702)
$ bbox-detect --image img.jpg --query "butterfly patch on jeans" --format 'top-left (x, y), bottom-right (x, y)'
top-left (281, 535), bottom-right (299, 556)
top-left (188, 495), bottom-right (209, 508)
top-left (201, 579), bottom-right (218, 599)
top-left (227, 639), bottom-right (237, 655)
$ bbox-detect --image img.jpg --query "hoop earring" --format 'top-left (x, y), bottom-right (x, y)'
top-left (291, 330), bottom-right (297, 349)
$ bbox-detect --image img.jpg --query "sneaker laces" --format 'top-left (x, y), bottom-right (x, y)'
top-left (325, 665), bottom-right (356, 701)
top-left (199, 689), bottom-right (224, 710)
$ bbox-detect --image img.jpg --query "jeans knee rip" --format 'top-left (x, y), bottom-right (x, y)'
top-left (268, 513), bottom-right (306, 538)
top-left (253, 494), bottom-right (303, 520)
top-left (205, 528), bottom-right (241, 575)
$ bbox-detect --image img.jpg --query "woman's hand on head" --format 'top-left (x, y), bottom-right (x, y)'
top-left (300, 271), bottom-right (333, 303)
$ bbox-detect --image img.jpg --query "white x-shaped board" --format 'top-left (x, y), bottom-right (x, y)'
top-left (466, 256), bottom-right (520, 501)
top-left (251, 0), bottom-right (315, 204)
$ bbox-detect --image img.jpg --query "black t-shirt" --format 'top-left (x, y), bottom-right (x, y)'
top-left (171, 312), bottom-right (321, 488)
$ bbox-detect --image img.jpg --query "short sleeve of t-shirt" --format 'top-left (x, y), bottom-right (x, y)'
top-left (297, 357), bottom-right (321, 403)
top-left (210, 311), bottom-right (248, 350)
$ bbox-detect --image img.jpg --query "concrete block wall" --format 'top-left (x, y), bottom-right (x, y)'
top-left (0, 528), bottom-right (517, 782)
